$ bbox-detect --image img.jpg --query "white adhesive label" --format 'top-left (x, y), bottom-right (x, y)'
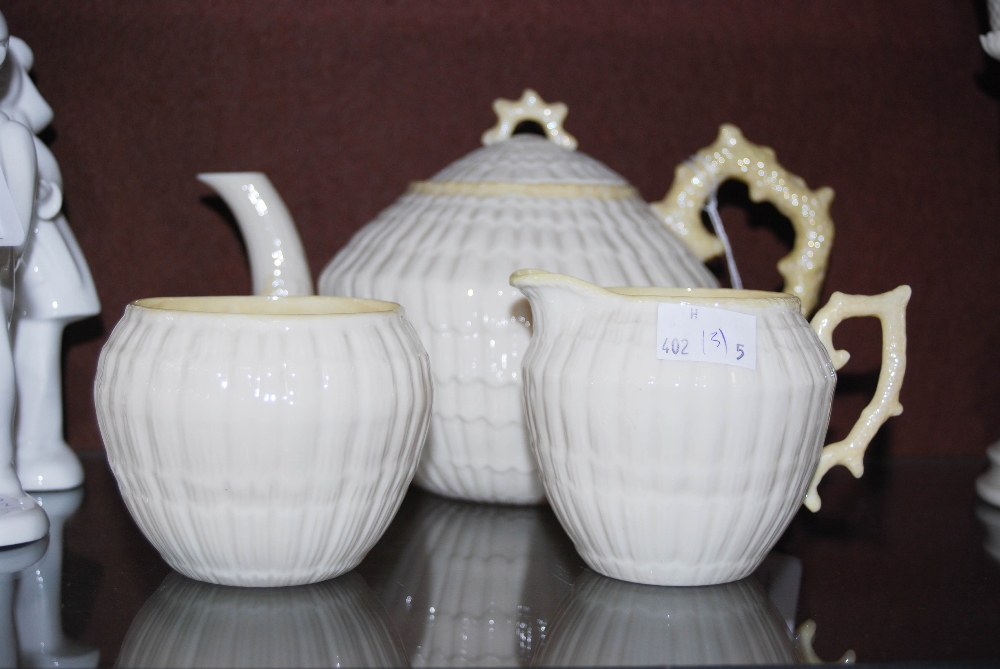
top-left (0, 176), bottom-right (25, 247)
top-left (656, 303), bottom-right (757, 370)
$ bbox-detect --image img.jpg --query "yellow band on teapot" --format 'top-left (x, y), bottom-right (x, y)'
top-left (408, 180), bottom-right (637, 200)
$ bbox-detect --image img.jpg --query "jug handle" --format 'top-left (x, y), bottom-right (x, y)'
top-left (804, 285), bottom-right (911, 512)
top-left (650, 124), bottom-right (834, 315)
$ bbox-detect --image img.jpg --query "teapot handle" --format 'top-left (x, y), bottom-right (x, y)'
top-left (651, 125), bottom-right (834, 315)
top-left (803, 285), bottom-right (911, 512)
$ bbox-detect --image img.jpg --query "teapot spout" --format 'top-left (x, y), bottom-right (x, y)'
top-left (198, 172), bottom-right (314, 297)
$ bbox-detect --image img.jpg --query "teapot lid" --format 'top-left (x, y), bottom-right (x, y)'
top-left (426, 90), bottom-right (630, 187)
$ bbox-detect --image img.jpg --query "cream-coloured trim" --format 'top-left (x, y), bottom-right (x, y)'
top-left (481, 89), bottom-right (578, 150)
top-left (651, 124), bottom-right (835, 315)
top-left (408, 180), bottom-right (637, 200)
top-left (804, 285), bottom-right (910, 513)
top-left (134, 295), bottom-right (401, 316)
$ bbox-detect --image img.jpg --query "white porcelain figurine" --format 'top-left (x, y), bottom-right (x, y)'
top-left (0, 13), bottom-right (49, 547)
top-left (0, 25), bottom-right (100, 492)
top-left (983, 0), bottom-right (1000, 59)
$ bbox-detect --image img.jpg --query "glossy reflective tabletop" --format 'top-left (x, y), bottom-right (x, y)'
top-left (1, 453), bottom-right (998, 667)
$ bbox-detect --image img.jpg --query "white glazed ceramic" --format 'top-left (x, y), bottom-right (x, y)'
top-left (199, 92), bottom-right (834, 505)
top-left (197, 172), bottom-right (314, 298)
top-left (0, 11), bottom-right (49, 548)
top-left (0, 33), bottom-right (102, 493)
top-left (94, 295), bottom-right (432, 587)
top-left (511, 270), bottom-right (909, 586)
top-left (116, 572), bottom-right (406, 668)
top-left (983, 0), bottom-right (1000, 59)
top-left (313, 90), bottom-right (835, 505)
top-left (16, 488), bottom-right (100, 668)
top-left (372, 493), bottom-right (577, 666)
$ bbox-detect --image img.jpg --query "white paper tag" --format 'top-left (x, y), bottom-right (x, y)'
top-left (0, 175), bottom-right (25, 247)
top-left (656, 303), bottom-right (757, 370)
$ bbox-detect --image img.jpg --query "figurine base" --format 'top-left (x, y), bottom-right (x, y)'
top-left (0, 494), bottom-right (48, 547)
top-left (976, 441), bottom-right (1000, 508)
top-left (17, 442), bottom-right (84, 492)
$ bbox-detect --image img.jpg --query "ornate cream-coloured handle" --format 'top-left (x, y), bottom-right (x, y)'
top-left (804, 285), bottom-right (911, 512)
top-left (651, 124), bottom-right (834, 315)
top-left (482, 89), bottom-right (578, 150)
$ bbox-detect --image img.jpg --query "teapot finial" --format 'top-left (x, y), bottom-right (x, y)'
top-left (482, 89), bottom-right (578, 150)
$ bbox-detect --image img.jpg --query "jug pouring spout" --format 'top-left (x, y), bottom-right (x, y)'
top-left (198, 172), bottom-right (314, 297)
top-left (510, 269), bottom-right (611, 335)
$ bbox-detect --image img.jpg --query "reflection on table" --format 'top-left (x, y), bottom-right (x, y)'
top-left (533, 568), bottom-right (799, 666)
top-left (1, 537), bottom-right (47, 669)
top-left (115, 572), bottom-right (407, 668)
top-left (357, 492), bottom-right (826, 667)
top-left (977, 501), bottom-right (1000, 564)
top-left (5, 487), bottom-right (100, 668)
top-left (362, 492), bottom-right (580, 666)
top-left (9, 456), bottom-right (1000, 666)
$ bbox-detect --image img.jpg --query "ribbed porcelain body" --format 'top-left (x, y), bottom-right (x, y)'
top-left (516, 278), bottom-right (836, 585)
top-left (94, 297), bottom-right (432, 587)
top-left (320, 135), bottom-right (717, 504)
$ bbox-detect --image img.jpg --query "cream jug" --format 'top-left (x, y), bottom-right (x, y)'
top-left (510, 270), bottom-right (909, 586)
top-left (202, 90), bottom-right (836, 504)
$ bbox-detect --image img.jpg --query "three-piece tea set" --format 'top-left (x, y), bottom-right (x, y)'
top-left (94, 89), bottom-right (910, 589)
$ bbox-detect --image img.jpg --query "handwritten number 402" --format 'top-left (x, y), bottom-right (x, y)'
top-left (661, 338), bottom-right (689, 355)
top-left (661, 331), bottom-right (745, 361)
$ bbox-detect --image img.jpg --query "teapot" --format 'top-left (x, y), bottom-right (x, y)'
top-left (509, 269), bottom-right (908, 586)
top-left (201, 90), bottom-right (835, 505)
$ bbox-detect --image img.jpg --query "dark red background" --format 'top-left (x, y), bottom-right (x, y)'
top-left (2, 1), bottom-right (997, 459)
